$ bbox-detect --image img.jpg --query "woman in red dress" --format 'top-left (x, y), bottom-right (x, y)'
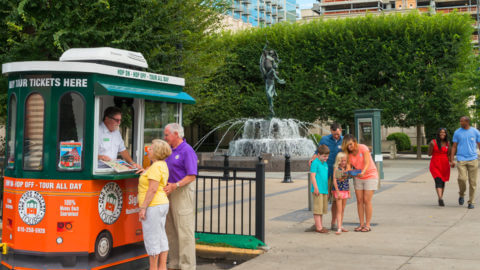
top-left (428, 128), bottom-right (453, 206)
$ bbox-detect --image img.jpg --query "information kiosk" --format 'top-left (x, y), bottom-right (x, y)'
top-left (1, 47), bottom-right (195, 269)
top-left (354, 109), bottom-right (384, 179)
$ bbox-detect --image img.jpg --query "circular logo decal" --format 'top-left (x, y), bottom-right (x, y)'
top-left (98, 182), bottom-right (123, 225)
top-left (18, 191), bottom-right (46, 225)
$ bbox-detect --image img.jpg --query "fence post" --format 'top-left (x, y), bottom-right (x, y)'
top-left (223, 154), bottom-right (230, 179)
top-left (255, 162), bottom-right (265, 243)
top-left (282, 154), bottom-right (293, 183)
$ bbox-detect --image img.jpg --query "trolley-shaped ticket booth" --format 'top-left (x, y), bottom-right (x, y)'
top-left (1, 47), bottom-right (195, 269)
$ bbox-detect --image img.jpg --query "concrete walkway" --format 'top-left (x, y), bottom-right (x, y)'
top-left (229, 157), bottom-right (480, 270)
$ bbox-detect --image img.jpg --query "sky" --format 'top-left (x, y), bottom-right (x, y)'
top-left (297, 0), bottom-right (316, 10)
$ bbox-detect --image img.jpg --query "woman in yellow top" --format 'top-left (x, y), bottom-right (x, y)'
top-left (138, 139), bottom-right (172, 270)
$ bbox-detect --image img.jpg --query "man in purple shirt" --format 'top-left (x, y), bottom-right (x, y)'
top-left (163, 123), bottom-right (198, 270)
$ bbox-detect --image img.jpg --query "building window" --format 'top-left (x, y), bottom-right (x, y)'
top-left (7, 94), bottom-right (17, 169)
top-left (57, 92), bottom-right (85, 171)
top-left (23, 93), bottom-right (45, 171)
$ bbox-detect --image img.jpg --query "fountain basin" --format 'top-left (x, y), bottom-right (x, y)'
top-left (198, 153), bottom-right (312, 172)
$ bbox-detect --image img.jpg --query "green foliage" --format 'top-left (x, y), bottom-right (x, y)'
top-left (0, 0), bottom-right (229, 124)
top-left (412, 145), bottom-right (429, 154)
top-left (386, 132), bottom-right (411, 151)
top-left (188, 12), bottom-right (474, 133)
top-left (309, 134), bottom-right (322, 145)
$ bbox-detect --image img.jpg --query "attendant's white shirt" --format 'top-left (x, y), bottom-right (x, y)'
top-left (98, 122), bottom-right (126, 161)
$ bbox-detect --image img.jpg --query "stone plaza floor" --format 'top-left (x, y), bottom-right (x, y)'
top-left (201, 155), bottom-right (480, 270)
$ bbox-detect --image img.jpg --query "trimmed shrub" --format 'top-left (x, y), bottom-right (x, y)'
top-left (386, 132), bottom-right (411, 151)
top-left (412, 145), bottom-right (429, 154)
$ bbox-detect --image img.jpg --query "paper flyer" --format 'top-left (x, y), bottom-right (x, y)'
top-left (59, 141), bottom-right (82, 169)
top-left (101, 160), bottom-right (137, 173)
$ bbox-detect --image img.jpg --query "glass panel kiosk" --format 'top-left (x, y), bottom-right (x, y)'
top-left (354, 109), bottom-right (384, 180)
top-left (1, 47), bottom-right (195, 269)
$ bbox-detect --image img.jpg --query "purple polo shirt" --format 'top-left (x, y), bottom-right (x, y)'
top-left (165, 141), bottom-right (198, 183)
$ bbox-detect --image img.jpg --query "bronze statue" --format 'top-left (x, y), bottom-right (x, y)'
top-left (260, 43), bottom-right (285, 117)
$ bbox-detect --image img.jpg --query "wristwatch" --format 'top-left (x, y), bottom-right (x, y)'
top-left (176, 182), bottom-right (180, 188)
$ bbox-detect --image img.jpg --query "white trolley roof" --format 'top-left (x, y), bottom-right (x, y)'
top-left (60, 47), bottom-right (148, 69)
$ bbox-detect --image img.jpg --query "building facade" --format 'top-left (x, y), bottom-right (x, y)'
top-left (300, 0), bottom-right (479, 44)
top-left (228, 0), bottom-right (298, 27)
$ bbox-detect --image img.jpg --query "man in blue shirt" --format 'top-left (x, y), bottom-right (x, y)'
top-left (450, 116), bottom-right (480, 209)
top-left (309, 123), bottom-right (343, 230)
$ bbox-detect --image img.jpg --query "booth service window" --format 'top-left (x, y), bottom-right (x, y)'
top-left (144, 101), bottom-right (179, 142)
top-left (142, 101), bottom-right (179, 167)
top-left (23, 93), bottom-right (45, 170)
top-left (7, 94), bottom-right (17, 169)
top-left (57, 92), bottom-right (85, 171)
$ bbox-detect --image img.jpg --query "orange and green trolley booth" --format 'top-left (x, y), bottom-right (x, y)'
top-left (1, 47), bottom-right (195, 269)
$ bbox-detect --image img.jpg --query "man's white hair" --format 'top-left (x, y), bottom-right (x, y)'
top-left (166, 123), bottom-right (184, 138)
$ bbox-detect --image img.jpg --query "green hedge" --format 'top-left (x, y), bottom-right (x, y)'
top-left (186, 12), bottom-right (474, 131)
top-left (386, 132), bottom-right (411, 151)
top-left (413, 145), bottom-right (429, 153)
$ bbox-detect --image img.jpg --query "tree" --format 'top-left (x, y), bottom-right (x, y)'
top-left (0, 0), bottom-right (229, 124)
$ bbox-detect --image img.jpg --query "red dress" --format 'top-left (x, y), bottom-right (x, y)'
top-left (429, 140), bottom-right (450, 182)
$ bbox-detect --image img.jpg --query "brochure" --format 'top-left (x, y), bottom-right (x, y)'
top-left (59, 141), bottom-right (82, 170)
top-left (100, 160), bottom-right (137, 173)
top-left (347, 169), bottom-right (362, 176)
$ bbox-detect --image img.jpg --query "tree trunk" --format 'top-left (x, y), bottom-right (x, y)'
top-left (416, 124), bottom-right (422, 159)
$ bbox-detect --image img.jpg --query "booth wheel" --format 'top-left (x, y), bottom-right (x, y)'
top-left (95, 231), bottom-right (113, 262)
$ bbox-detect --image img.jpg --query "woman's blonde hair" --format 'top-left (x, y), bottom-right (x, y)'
top-left (151, 139), bottom-right (172, 160)
top-left (341, 134), bottom-right (358, 154)
top-left (333, 152), bottom-right (347, 170)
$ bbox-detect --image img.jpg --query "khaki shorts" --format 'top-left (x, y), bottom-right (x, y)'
top-left (313, 193), bottom-right (328, 215)
top-left (354, 178), bottom-right (378, 191)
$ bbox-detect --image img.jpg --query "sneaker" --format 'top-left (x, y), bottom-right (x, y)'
top-left (459, 197), bottom-right (465, 205)
top-left (468, 204), bottom-right (474, 209)
top-left (438, 199), bottom-right (445, 207)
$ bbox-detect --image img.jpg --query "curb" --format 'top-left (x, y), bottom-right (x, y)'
top-left (196, 244), bottom-right (265, 260)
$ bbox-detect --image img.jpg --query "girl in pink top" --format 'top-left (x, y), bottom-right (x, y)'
top-left (342, 135), bottom-right (379, 233)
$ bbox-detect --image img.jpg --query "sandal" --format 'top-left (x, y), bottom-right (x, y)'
top-left (341, 228), bottom-right (349, 232)
top-left (335, 229), bottom-right (342, 235)
top-left (361, 226), bottom-right (371, 232)
top-left (315, 228), bottom-right (329, 233)
top-left (354, 226), bottom-right (364, 232)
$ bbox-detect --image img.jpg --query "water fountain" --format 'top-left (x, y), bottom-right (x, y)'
top-left (193, 117), bottom-right (326, 171)
top-left (228, 118), bottom-right (316, 157)
top-left (193, 42), bottom-right (326, 171)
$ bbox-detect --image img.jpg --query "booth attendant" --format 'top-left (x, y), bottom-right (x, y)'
top-left (98, 106), bottom-right (142, 170)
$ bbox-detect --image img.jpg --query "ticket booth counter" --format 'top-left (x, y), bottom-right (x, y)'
top-left (1, 48), bottom-right (195, 269)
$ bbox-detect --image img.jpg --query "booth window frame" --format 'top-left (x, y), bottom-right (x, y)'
top-left (93, 96), bottom-right (144, 174)
top-left (22, 92), bottom-right (46, 171)
top-left (6, 93), bottom-right (17, 170)
top-left (56, 91), bottom-right (86, 172)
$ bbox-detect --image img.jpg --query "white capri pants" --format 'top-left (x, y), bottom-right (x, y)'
top-left (141, 204), bottom-right (169, 255)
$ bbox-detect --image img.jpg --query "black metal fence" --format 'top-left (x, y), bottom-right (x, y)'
top-left (195, 161), bottom-right (265, 242)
